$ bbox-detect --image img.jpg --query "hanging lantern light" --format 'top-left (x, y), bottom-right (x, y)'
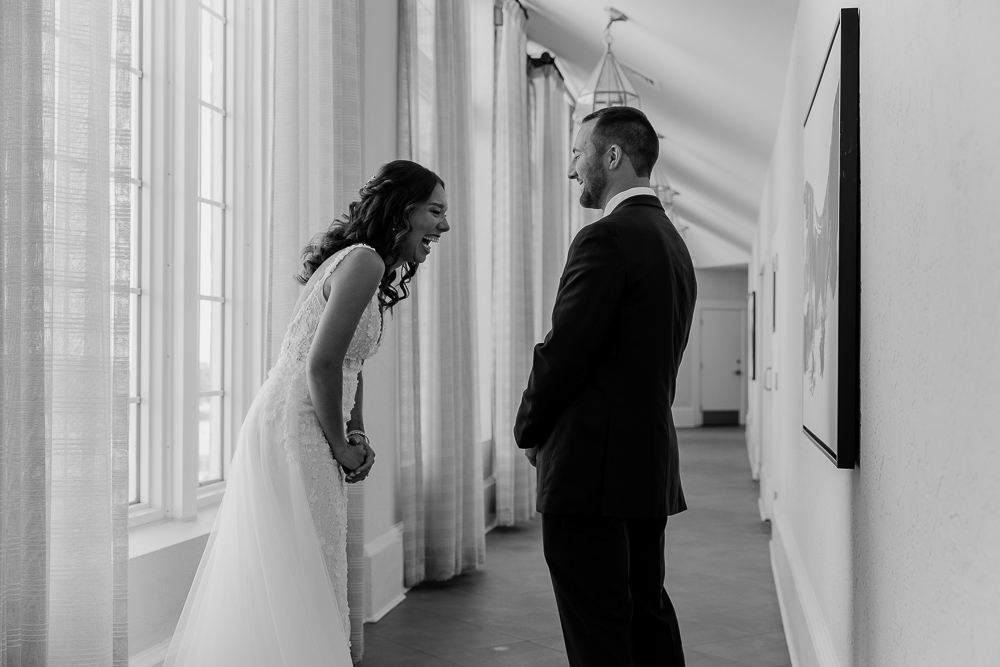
top-left (651, 161), bottom-right (687, 234)
top-left (572, 7), bottom-right (640, 125)
top-left (651, 162), bottom-right (677, 210)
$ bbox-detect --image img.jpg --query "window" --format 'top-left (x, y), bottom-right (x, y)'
top-left (197, 0), bottom-right (230, 487)
top-left (129, 0), bottom-right (239, 526)
top-left (128, 0), bottom-right (148, 507)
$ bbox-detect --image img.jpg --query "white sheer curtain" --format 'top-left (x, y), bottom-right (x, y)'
top-left (0, 1), bottom-right (131, 665)
top-left (269, 0), bottom-right (364, 363)
top-left (492, 0), bottom-right (537, 526)
top-left (529, 59), bottom-right (574, 343)
top-left (267, 0), bottom-right (367, 660)
top-left (397, 0), bottom-right (486, 585)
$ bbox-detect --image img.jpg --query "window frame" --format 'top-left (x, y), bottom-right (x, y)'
top-left (129, 0), bottom-right (252, 528)
top-left (128, 0), bottom-right (160, 527)
top-left (195, 0), bottom-right (236, 504)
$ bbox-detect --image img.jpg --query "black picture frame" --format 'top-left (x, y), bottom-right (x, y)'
top-left (801, 8), bottom-right (860, 469)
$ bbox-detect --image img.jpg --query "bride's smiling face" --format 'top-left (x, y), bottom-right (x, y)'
top-left (400, 184), bottom-right (449, 266)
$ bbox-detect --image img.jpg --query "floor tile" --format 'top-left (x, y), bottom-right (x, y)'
top-left (440, 640), bottom-right (569, 667)
top-left (688, 603), bottom-right (784, 637)
top-left (680, 620), bottom-right (756, 647)
top-left (529, 635), bottom-right (567, 653)
top-left (366, 607), bottom-right (520, 656)
top-left (361, 634), bottom-right (459, 666)
top-left (685, 647), bottom-right (763, 667)
top-left (692, 632), bottom-right (792, 667)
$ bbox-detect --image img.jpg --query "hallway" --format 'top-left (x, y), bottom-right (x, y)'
top-left (361, 427), bottom-right (790, 666)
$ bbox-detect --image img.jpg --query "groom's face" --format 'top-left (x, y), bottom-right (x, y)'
top-left (568, 121), bottom-right (608, 210)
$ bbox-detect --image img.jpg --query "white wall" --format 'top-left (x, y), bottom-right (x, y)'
top-left (751, 2), bottom-right (1000, 666)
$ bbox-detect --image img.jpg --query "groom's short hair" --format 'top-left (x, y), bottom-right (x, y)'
top-left (582, 106), bottom-right (658, 178)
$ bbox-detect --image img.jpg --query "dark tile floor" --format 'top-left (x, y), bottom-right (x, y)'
top-left (361, 427), bottom-right (790, 667)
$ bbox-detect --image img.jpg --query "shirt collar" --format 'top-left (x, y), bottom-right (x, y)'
top-left (603, 186), bottom-right (658, 218)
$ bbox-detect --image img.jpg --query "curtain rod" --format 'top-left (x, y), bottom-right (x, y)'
top-left (528, 51), bottom-right (565, 82)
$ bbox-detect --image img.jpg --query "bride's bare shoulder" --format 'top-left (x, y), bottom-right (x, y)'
top-left (321, 245), bottom-right (383, 300)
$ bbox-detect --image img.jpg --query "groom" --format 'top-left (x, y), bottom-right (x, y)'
top-left (514, 106), bottom-right (697, 666)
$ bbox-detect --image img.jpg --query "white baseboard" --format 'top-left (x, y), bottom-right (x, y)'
top-left (364, 523), bottom-right (407, 623)
top-left (129, 639), bottom-right (168, 667)
top-left (672, 406), bottom-right (700, 428)
top-left (771, 537), bottom-right (801, 667)
top-left (771, 509), bottom-right (842, 667)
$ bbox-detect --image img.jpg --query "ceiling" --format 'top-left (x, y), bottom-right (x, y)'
top-left (521, 0), bottom-right (800, 268)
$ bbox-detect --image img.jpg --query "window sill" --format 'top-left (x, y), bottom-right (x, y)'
top-left (128, 503), bottom-right (220, 560)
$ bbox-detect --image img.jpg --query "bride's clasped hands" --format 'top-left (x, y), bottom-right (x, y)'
top-left (334, 433), bottom-right (374, 483)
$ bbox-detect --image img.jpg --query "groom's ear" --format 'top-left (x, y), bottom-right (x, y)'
top-left (606, 144), bottom-right (623, 171)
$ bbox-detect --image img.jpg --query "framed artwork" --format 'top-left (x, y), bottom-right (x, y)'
top-left (801, 8), bottom-right (860, 469)
top-left (747, 291), bottom-right (756, 381)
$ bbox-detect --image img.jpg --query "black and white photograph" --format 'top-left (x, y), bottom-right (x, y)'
top-left (801, 8), bottom-right (861, 469)
top-left (1, 1), bottom-right (996, 666)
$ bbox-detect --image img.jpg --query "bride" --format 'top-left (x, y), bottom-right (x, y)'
top-left (164, 160), bottom-right (449, 666)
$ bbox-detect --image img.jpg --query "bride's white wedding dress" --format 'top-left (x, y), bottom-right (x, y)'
top-left (164, 244), bottom-right (383, 666)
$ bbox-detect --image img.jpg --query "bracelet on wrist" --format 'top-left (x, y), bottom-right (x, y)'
top-left (346, 429), bottom-right (369, 445)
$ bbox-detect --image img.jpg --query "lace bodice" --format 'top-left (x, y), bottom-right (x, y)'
top-left (270, 243), bottom-right (383, 402)
top-left (266, 244), bottom-right (383, 433)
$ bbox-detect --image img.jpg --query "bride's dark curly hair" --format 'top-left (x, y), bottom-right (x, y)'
top-left (295, 160), bottom-right (445, 311)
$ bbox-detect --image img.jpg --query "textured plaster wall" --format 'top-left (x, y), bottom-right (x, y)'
top-left (853, 1), bottom-right (1000, 664)
top-left (755, 1), bottom-right (1000, 666)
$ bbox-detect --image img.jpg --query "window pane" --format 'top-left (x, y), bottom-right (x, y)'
top-left (127, 0), bottom-right (142, 508)
top-left (199, 203), bottom-right (224, 296)
top-left (199, 300), bottom-right (224, 393)
top-left (198, 395), bottom-right (224, 484)
top-left (200, 10), bottom-right (225, 107)
top-left (129, 401), bottom-right (139, 503)
top-left (131, 182), bottom-right (141, 283)
top-left (199, 106), bottom-right (225, 201)
top-left (131, 75), bottom-right (141, 180)
top-left (130, 293), bottom-right (140, 395)
top-left (131, 0), bottom-right (141, 61)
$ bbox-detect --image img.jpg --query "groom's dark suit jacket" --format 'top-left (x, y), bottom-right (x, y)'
top-left (514, 194), bottom-right (697, 518)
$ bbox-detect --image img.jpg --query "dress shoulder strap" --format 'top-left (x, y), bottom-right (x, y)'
top-left (319, 243), bottom-right (379, 279)
top-left (313, 243), bottom-right (381, 301)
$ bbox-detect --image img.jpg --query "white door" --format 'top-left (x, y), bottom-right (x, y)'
top-left (700, 308), bottom-right (744, 425)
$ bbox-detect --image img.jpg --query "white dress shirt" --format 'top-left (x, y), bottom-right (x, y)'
top-left (603, 186), bottom-right (659, 218)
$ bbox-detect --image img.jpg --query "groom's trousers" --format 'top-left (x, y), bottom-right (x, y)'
top-left (542, 513), bottom-right (685, 667)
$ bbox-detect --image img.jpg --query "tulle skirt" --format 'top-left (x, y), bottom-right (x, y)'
top-left (163, 382), bottom-right (352, 666)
